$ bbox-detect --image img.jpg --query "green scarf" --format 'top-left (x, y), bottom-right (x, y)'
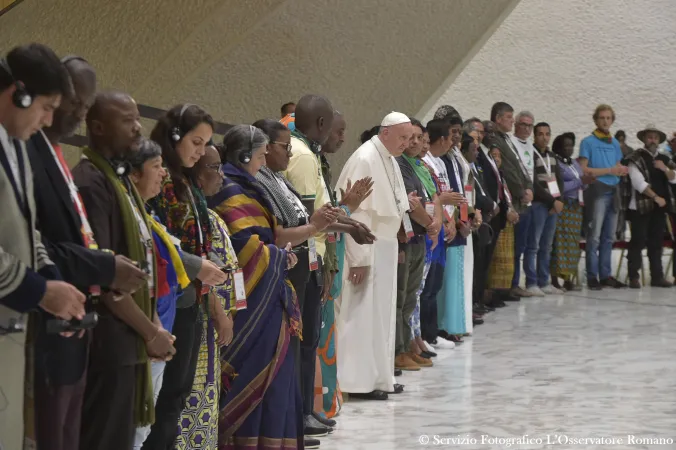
top-left (82, 147), bottom-right (156, 426)
top-left (402, 154), bottom-right (436, 199)
top-left (592, 129), bottom-right (613, 144)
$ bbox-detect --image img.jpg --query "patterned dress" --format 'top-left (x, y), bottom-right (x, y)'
top-left (550, 160), bottom-right (584, 280)
top-left (175, 211), bottom-right (237, 450)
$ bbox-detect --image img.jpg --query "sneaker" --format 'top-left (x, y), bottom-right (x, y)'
top-left (305, 437), bottom-right (321, 449)
top-left (541, 285), bottom-right (564, 295)
top-left (431, 336), bottom-right (455, 349)
top-left (304, 415), bottom-right (332, 437)
top-left (511, 286), bottom-right (535, 297)
top-left (526, 286), bottom-right (545, 297)
top-left (312, 411), bottom-right (336, 427)
top-left (600, 277), bottom-right (627, 288)
top-left (423, 340), bottom-right (436, 353)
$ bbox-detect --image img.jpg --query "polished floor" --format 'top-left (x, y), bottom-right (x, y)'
top-left (321, 287), bottom-right (676, 450)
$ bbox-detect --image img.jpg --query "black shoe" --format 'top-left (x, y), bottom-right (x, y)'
top-left (587, 278), bottom-right (602, 290)
top-left (312, 411), bottom-right (336, 427)
top-left (388, 383), bottom-right (405, 394)
top-left (600, 277), bottom-right (627, 288)
top-left (304, 415), bottom-right (332, 437)
top-left (350, 390), bottom-right (389, 400)
top-left (420, 350), bottom-right (436, 358)
top-left (486, 300), bottom-right (506, 308)
top-left (304, 437), bottom-right (321, 449)
top-left (502, 293), bottom-right (521, 301)
top-left (394, 368), bottom-right (402, 376)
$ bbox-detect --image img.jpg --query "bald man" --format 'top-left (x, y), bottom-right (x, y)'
top-left (335, 112), bottom-right (414, 400)
top-left (72, 91), bottom-right (175, 450)
top-left (27, 59), bottom-right (148, 450)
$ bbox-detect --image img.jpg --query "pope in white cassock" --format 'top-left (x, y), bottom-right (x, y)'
top-left (335, 112), bottom-right (414, 399)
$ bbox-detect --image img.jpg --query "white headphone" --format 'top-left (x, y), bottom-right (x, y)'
top-left (170, 103), bottom-right (194, 143)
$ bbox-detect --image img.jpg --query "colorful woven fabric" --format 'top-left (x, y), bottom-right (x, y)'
top-left (487, 222), bottom-right (515, 289)
top-left (550, 199), bottom-right (583, 279)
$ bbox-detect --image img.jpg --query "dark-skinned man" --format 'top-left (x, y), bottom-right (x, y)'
top-left (72, 91), bottom-right (176, 450)
top-left (283, 95), bottom-right (374, 443)
top-left (27, 56), bottom-right (149, 450)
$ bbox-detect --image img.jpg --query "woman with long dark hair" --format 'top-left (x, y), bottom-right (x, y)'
top-left (208, 124), bottom-right (304, 449)
top-left (143, 104), bottom-right (228, 450)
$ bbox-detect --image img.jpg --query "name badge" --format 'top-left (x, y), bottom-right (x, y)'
top-left (578, 189), bottom-right (585, 206)
top-left (337, 232), bottom-right (341, 242)
top-left (200, 254), bottom-right (210, 295)
top-left (425, 202), bottom-right (435, 216)
top-left (443, 205), bottom-right (455, 223)
top-left (464, 184), bottom-right (473, 198)
top-left (233, 269), bottom-right (247, 310)
top-left (403, 213), bottom-right (414, 238)
top-left (308, 237), bottom-right (319, 271)
top-left (548, 178), bottom-right (561, 198)
top-left (460, 203), bottom-right (469, 222)
top-left (327, 232), bottom-right (336, 244)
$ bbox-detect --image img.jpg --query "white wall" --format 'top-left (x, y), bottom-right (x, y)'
top-left (421, 0), bottom-right (676, 153)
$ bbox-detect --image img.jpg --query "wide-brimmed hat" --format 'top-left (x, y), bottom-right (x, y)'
top-left (637, 124), bottom-right (666, 144)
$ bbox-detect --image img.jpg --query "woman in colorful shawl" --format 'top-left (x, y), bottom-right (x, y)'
top-left (550, 133), bottom-right (589, 291)
top-left (407, 129), bottom-right (437, 360)
top-left (145, 104), bottom-right (230, 450)
top-left (174, 145), bottom-right (238, 450)
top-left (127, 139), bottom-right (192, 450)
top-left (207, 125), bottom-right (304, 450)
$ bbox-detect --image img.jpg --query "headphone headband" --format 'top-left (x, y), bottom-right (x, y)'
top-left (170, 103), bottom-right (196, 143)
top-left (61, 55), bottom-right (88, 66)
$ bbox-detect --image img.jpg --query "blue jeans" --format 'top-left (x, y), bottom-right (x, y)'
top-left (525, 202), bottom-right (558, 288)
top-left (586, 191), bottom-right (618, 280)
top-left (512, 206), bottom-right (533, 288)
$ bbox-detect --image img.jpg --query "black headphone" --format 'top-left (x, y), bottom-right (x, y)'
top-left (239, 125), bottom-right (255, 164)
top-left (170, 103), bottom-right (194, 143)
top-left (111, 159), bottom-right (132, 177)
top-left (0, 57), bottom-right (32, 109)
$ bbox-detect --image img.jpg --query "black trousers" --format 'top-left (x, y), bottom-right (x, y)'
top-left (420, 251), bottom-right (444, 344)
top-left (287, 251), bottom-right (323, 416)
top-left (142, 304), bottom-right (203, 450)
top-left (628, 208), bottom-right (667, 282)
top-left (473, 219), bottom-right (502, 306)
top-left (80, 365), bottom-right (135, 450)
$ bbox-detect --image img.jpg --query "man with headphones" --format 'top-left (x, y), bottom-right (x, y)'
top-left (0, 43), bottom-right (87, 450)
top-left (26, 55), bottom-right (150, 450)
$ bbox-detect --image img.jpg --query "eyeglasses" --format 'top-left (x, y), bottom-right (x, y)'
top-left (206, 163), bottom-right (224, 176)
top-left (272, 141), bottom-right (292, 153)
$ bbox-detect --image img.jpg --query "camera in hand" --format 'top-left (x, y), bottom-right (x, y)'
top-left (46, 312), bottom-right (99, 334)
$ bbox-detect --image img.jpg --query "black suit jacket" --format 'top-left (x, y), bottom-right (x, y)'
top-left (27, 132), bottom-right (116, 385)
top-left (477, 146), bottom-right (509, 229)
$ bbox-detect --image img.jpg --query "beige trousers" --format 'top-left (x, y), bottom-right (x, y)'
top-left (0, 331), bottom-right (26, 450)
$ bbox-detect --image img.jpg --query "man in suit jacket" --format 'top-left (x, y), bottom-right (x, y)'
top-left (27, 56), bottom-right (148, 450)
top-left (490, 102), bottom-right (534, 297)
top-left (0, 43), bottom-right (86, 450)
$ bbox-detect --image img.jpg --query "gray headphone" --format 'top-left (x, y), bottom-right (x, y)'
top-left (239, 125), bottom-right (255, 164)
top-left (170, 103), bottom-right (194, 143)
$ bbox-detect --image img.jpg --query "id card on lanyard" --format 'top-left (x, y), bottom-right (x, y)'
top-left (402, 213), bottom-right (414, 238)
top-left (308, 237), bottom-right (319, 271)
top-left (460, 185), bottom-right (472, 222)
top-left (233, 269), bottom-right (247, 310)
top-left (537, 152), bottom-right (560, 198)
top-left (327, 232), bottom-right (337, 243)
top-left (570, 164), bottom-right (585, 205)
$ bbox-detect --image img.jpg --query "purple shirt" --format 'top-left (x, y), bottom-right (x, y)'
top-left (559, 159), bottom-right (584, 200)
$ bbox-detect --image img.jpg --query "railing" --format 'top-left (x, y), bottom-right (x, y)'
top-left (0, 0), bottom-right (24, 17)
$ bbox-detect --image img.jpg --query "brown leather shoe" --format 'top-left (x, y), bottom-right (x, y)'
top-left (651, 278), bottom-right (673, 288)
top-left (409, 352), bottom-right (433, 367)
top-left (395, 353), bottom-right (421, 371)
top-left (629, 278), bottom-right (641, 289)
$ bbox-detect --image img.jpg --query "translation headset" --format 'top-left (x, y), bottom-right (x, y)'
top-left (61, 54), bottom-right (88, 66)
top-left (170, 103), bottom-right (194, 143)
top-left (0, 57), bottom-right (33, 109)
top-left (239, 125), bottom-right (255, 164)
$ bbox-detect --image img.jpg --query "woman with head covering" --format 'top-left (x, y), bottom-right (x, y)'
top-left (208, 124), bottom-right (305, 449)
top-left (550, 132), bottom-right (591, 291)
